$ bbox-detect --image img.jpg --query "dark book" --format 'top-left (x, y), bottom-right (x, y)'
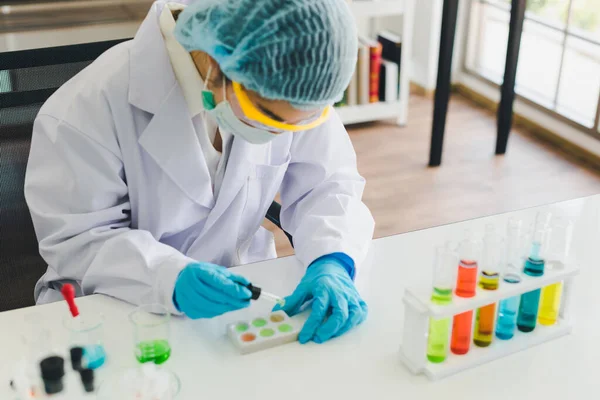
top-left (377, 30), bottom-right (402, 95)
top-left (379, 62), bottom-right (387, 102)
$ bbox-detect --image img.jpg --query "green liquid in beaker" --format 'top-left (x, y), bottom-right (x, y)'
top-left (136, 340), bottom-right (171, 364)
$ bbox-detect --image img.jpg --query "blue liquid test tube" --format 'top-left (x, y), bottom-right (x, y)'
top-left (517, 252), bottom-right (545, 332)
top-left (517, 288), bottom-right (542, 332)
top-left (516, 212), bottom-right (550, 333)
top-left (496, 218), bottom-right (524, 340)
top-left (496, 274), bottom-right (521, 340)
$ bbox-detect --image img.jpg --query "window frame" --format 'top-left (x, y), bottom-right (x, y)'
top-left (460, 0), bottom-right (600, 136)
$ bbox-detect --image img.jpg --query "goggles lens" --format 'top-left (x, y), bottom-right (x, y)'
top-left (231, 82), bottom-right (331, 132)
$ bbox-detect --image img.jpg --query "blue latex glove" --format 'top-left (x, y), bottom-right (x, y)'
top-left (275, 254), bottom-right (368, 344)
top-left (173, 262), bottom-right (252, 319)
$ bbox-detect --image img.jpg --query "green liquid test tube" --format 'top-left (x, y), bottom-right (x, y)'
top-left (426, 245), bottom-right (458, 364)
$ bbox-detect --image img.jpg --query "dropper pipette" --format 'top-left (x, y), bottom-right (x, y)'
top-left (61, 284), bottom-right (79, 318)
top-left (257, 290), bottom-right (286, 307)
top-left (239, 283), bottom-right (286, 307)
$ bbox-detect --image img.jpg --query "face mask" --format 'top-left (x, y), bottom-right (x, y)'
top-left (201, 67), bottom-right (280, 145)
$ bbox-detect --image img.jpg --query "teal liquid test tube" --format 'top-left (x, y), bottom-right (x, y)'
top-left (496, 275), bottom-right (522, 339)
top-left (517, 257), bottom-right (544, 332)
top-left (426, 244), bottom-right (458, 363)
top-left (517, 212), bottom-right (550, 333)
top-left (496, 218), bottom-right (524, 340)
top-left (517, 288), bottom-right (542, 332)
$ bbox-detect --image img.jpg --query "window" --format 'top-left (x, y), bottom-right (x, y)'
top-left (465, 0), bottom-right (600, 132)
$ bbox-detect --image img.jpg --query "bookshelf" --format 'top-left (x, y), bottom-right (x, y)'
top-left (336, 102), bottom-right (403, 125)
top-left (338, 0), bottom-right (414, 126)
top-left (349, 0), bottom-right (406, 17)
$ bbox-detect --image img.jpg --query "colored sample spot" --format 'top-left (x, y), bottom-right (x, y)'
top-left (252, 318), bottom-right (267, 327)
top-left (241, 333), bottom-right (256, 342)
top-left (236, 323), bottom-right (249, 332)
top-left (260, 328), bottom-right (275, 337)
top-left (278, 324), bottom-right (293, 333)
top-left (270, 314), bottom-right (284, 323)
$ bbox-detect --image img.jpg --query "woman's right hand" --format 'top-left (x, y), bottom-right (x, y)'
top-left (173, 262), bottom-right (252, 319)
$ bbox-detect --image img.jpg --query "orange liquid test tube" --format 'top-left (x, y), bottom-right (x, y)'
top-left (451, 261), bottom-right (478, 355)
top-left (450, 230), bottom-right (482, 356)
top-left (455, 260), bottom-right (478, 297)
top-left (474, 302), bottom-right (496, 347)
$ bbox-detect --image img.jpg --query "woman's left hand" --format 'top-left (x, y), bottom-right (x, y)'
top-left (274, 256), bottom-right (368, 344)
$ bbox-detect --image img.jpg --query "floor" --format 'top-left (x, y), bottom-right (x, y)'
top-left (270, 93), bottom-right (600, 257)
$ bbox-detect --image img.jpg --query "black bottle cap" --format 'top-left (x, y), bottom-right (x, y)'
top-left (79, 368), bottom-right (94, 392)
top-left (246, 283), bottom-right (262, 300)
top-left (70, 347), bottom-right (84, 371)
top-left (40, 356), bottom-right (65, 380)
top-left (40, 356), bottom-right (65, 394)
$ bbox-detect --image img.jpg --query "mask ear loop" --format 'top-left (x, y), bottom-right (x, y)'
top-left (203, 65), bottom-right (213, 90)
top-left (221, 75), bottom-right (227, 101)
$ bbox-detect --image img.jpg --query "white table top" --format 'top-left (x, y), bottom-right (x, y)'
top-left (2, 195), bottom-right (600, 399)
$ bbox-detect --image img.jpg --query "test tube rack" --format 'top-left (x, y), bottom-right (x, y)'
top-left (399, 261), bottom-right (579, 380)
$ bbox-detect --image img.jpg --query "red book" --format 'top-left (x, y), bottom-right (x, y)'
top-left (360, 37), bottom-right (383, 103)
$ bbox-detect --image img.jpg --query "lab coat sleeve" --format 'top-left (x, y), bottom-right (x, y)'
top-left (279, 112), bottom-right (375, 269)
top-left (25, 115), bottom-right (194, 313)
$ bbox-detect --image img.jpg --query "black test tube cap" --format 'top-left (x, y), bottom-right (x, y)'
top-left (246, 283), bottom-right (262, 300)
top-left (40, 356), bottom-right (65, 395)
top-left (70, 347), bottom-right (84, 371)
top-left (79, 368), bottom-right (94, 393)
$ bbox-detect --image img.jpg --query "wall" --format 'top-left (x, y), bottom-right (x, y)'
top-left (0, 21), bottom-right (140, 52)
top-left (408, 0), bottom-right (442, 91)
top-left (375, 0), bottom-right (443, 92)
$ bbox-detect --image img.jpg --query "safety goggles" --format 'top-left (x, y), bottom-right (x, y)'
top-left (231, 81), bottom-right (331, 133)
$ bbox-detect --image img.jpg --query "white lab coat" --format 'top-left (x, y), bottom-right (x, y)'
top-left (24, 1), bottom-right (375, 313)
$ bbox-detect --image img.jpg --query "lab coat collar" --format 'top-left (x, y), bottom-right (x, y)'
top-left (129, 1), bottom-right (176, 114)
top-left (159, 2), bottom-right (205, 117)
top-left (132, 2), bottom-right (215, 209)
top-left (130, 1), bottom-right (271, 221)
top-left (138, 83), bottom-right (216, 210)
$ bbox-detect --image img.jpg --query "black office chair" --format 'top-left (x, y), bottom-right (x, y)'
top-left (0, 39), bottom-right (290, 312)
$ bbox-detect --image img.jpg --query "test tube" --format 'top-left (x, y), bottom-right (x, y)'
top-left (538, 218), bottom-right (573, 326)
top-left (505, 218), bottom-right (524, 271)
top-left (473, 225), bottom-right (502, 347)
top-left (450, 230), bottom-right (482, 355)
top-left (496, 218), bottom-right (523, 340)
top-left (426, 244), bottom-right (458, 363)
top-left (517, 212), bottom-right (551, 333)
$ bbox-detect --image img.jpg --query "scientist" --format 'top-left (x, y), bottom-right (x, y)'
top-left (25, 0), bottom-right (375, 344)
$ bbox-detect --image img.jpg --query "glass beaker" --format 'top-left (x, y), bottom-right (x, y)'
top-left (63, 314), bottom-right (106, 369)
top-left (97, 365), bottom-right (180, 399)
top-left (130, 304), bottom-right (171, 365)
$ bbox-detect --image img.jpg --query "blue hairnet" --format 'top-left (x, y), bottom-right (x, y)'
top-left (174, 0), bottom-right (358, 110)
